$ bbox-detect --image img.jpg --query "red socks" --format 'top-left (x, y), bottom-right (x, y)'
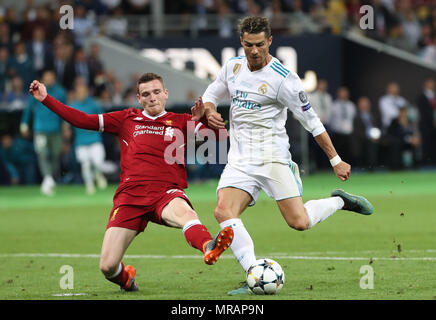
top-left (183, 221), bottom-right (212, 253)
top-left (106, 262), bottom-right (130, 287)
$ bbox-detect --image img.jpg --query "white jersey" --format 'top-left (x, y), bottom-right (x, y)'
top-left (202, 55), bottom-right (325, 169)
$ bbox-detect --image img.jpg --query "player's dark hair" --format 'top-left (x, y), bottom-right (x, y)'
top-left (238, 16), bottom-right (271, 38)
top-left (137, 73), bottom-right (165, 93)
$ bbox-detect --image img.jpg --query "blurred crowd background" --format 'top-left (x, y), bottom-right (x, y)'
top-left (0, 0), bottom-right (435, 192)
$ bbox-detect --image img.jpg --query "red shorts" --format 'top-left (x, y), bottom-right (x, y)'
top-left (106, 183), bottom-right (193, 233)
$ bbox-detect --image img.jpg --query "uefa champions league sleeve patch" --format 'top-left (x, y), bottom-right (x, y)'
top-left (301, 103), bottom-right (311, 111)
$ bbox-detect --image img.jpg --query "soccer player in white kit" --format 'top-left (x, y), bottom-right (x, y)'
top-left (193, 16), bottom-right (374, 295)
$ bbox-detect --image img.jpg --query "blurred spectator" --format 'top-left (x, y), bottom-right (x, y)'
top-left (21, 6), bottom-right (53, 42)
top-left (5, 76), bottom-right (28, 111)
top-left (0, 47), bottom-right (9, 95)
top-left (308, 79), bottom-right (333, 126)
top-left (328, 86), bottom-right (356, 162)
top-left (72, 5), bottom-right (97, 47)
top-left (399, 7), bottom-right (421, 52)
top-left (216, 0), bottom-right (234, 38)
top-left (379, 81), bottom-right (408, 131)
top-left (70, 82), bottom-right (107, 194)
top-left (421, 35), bottom-right (436, 65)
top-left (263, 0), bottom-right (289, 35)
top-left (386, 23), bottom-right (416, 53)
top-left (104, 6), bottom-right (128, 37)
top-left (386, 106), bottom-right (421, 169)
top-left (0, 21), bottom-right (13, 52)
top-left (0, 134), bottom-right (38, 185)
top-left (74, 47), bottom-right (92, 87)
top-left (365, 0), bottom-right (397, 41)
top-left (288, 0), bottom-right (321, 35)
top-left (51, 42), bottom-right (75, 90)
top-left (4, 7), bottom-right (23, 44)
top-left (27, 27), bottom-right (53, 77)
top-left (417, 24), bottom-right (433, 52)
top-left (87, 43), bottom-right (105, 82)
top-left (20, 69), bottom-right (67, 196)
top-left (111, 79), bottom-right (124, 105)
top-left (7, 41), bottom-right (36, 90)
top-left (416, 78), bottom-right (436, 165)
top-left (353, 96), bottom-right (382, 169)
top-left (325, 0), bottom-right (347, 35)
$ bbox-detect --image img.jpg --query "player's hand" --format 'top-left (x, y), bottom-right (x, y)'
top-left (333, 161), bottom-right (351, 181)
top-left (206, 110), bottom-right (225, 129)
top-left (191, 96), bottom-right (205, 121)
top-left (29, 80), bottom-right (47, 102)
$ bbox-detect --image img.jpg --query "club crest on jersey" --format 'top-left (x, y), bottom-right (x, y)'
top-left (165, 120), bottom-right (172, 125)
top-left (233, 63), bottom-right (241, 76)
top-left (165, 127), bottom-right (174, 138)
top-left (258, 83), bottom-right (268, 95)
top-left (299, 91), bottom-right (308, 104)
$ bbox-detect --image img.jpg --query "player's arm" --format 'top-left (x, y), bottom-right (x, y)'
top-left (191, 96), bottom-right (228, 140)
top-left (314, 131), bottom-right (350, 181)
top-left (278, 74), bottom-right (350, 181)
top-left (193, 62), bottom-right (229, 129)
top-left (29, 80), bottom-right (99, 131)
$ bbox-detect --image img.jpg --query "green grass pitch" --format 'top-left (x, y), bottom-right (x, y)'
top-left (0, 171), bottom-right (435, 300)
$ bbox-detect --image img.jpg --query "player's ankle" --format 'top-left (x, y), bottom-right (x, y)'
top-left (202, 240), bottom-right (211, 253)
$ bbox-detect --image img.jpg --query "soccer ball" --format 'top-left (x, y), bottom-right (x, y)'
top-left (246, 258), bottom-right (285, 295)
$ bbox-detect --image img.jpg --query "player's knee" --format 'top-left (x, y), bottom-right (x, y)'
top-left (287, 217), bottom-right (310, 231)
top-left (214, 202), bottom-right (233, 223)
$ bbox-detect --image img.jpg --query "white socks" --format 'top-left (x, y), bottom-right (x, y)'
top-left (304, 197), bottom-right (344, 228)
top-left (219, 218), bottom-right (256, 272)
top-left (219, 197), bottom-right (344, 272)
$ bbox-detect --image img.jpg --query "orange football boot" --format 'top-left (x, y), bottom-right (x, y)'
top-left (203, 226), bottom-right (234, 265)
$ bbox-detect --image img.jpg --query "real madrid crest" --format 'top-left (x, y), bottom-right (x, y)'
top-left (258, 83), bottom-right (268, 95)
top-left (233, 63), bottom-right (241, 76)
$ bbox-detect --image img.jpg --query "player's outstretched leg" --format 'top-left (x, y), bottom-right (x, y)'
top-left (331, 189), bottom-right (374, 215)
top-left (203, 226), bottom-right (234, 265)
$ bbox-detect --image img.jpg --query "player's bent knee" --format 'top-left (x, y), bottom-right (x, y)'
top-left (214, 203), bottom-right (234, 222)
top-left (288, 218), bottom-right (310, 231)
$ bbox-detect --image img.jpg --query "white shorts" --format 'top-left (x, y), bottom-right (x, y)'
top-left (217, 162), bottom-right (303, 206)
top-left (75, 142), bottom-right (106, 167)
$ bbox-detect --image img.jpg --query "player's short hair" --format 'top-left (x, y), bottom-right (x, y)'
top-left (137, 73), bottom-right (165, 93)
top-left (238, 16), bottom-right (271, 38)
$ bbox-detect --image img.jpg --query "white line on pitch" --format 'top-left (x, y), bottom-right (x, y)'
top-left (1, 253), bottom-right (436, 261)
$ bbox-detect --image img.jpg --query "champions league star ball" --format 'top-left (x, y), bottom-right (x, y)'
top-left (246, 258), bottom-right (285, 295)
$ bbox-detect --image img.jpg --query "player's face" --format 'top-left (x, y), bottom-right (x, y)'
top-left (240, 32), bottom-right (272, 71)
top-left (137, 79), bottom-right (168, 116)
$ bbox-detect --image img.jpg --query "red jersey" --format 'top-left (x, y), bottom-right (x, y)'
top-left (100, 108), bottom-right (202, 189)
top-left (41, 95), bottom-right (227, 196)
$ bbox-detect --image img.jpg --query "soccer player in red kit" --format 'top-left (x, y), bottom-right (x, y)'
top-left (28, 73), bottom-right (233, 291)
